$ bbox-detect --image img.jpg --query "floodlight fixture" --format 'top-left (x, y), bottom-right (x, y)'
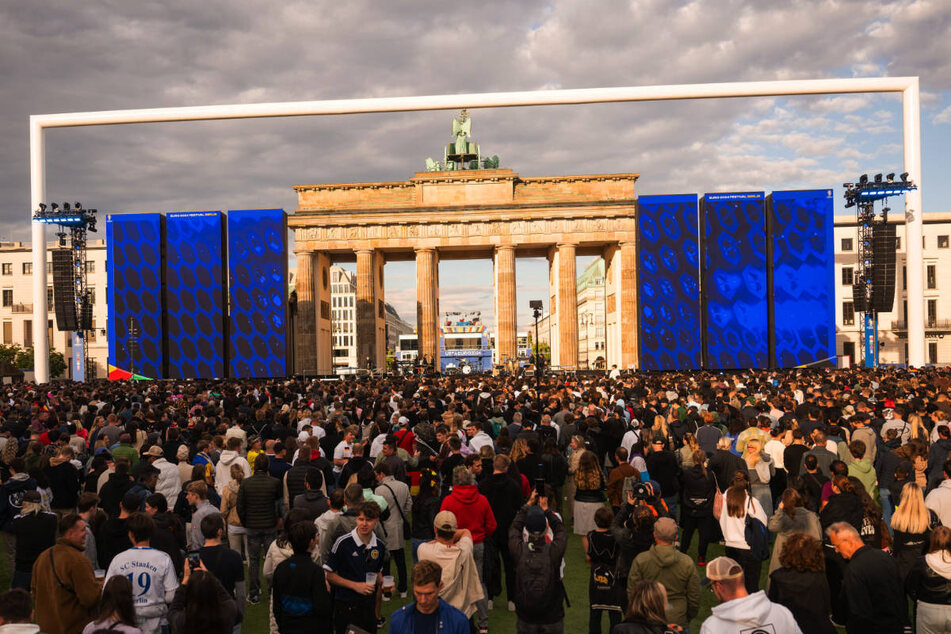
top-left (886, 173), bottom-right (895, 182)
top-left (874, 174), bottom-right (883, 183)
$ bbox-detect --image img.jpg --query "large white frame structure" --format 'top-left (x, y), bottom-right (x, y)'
top-left (29, 77), bottom-right (924, 382)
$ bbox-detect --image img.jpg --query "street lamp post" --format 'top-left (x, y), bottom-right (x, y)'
top-left (529, 300), bottom-right (543, 383)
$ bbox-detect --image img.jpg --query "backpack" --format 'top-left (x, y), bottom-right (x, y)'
top-left (515, 542), bottom-right (560, 620)
top-left (744, 499), bottom-right (770, 561)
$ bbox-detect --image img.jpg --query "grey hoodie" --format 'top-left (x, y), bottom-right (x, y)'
top-left (700, 590), bottom-right (802, 634)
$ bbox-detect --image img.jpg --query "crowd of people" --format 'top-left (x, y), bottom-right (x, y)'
top-left (0, 366), bottom-right (949, 633)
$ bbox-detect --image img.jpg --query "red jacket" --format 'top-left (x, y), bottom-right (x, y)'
top-left (440, 484), bottom-right (497, 544)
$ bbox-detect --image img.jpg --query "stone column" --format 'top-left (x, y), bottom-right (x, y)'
top-left (416, 248), bottom-right (440, 365)
top-left (493, 245), bottom-right (517, 363)
top-left (355, 249), bottom-right (382, 369)
top-left (557, 242), bottom-right (579, 369)
top-left (618, 241), bottom-right (638, 369)
top-left (314, 252), bottom-right (333, 374)
top-left (294, 251), bottom-right (317, 375)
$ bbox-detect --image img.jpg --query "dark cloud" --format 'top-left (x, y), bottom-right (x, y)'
top-left (1, 0), bottom-right (948, 327)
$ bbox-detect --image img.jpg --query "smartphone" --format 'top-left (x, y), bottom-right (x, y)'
top-left (188, 555), bottom-right (201, 570)
top-left (534, 478), bottom-right (545, 495)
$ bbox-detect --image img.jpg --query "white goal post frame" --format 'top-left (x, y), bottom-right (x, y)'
top-left (29, 76), bottom-right (925, 382)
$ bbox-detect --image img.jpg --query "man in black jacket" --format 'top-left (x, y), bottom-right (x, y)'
top-left (272, 521), bottom-right (332, 634)
top-left (292, 469), bottom-right (329, 522)
top-left (44, 446), bottom-right (81, 514)
top-left (827, 521), bottom-right (907, 633)
top-left (0, 457), bottom-right (36, 574)
top-left (478, 454), bottom-right (523, 610)
top-left (709, 437), bottom-right (749, 492)
top-left (645, 437), bottom-right (681, 519)
top-left (508, 494), bottom-right (567, 632)
top-left (237, 453), bottom-right (282, 603)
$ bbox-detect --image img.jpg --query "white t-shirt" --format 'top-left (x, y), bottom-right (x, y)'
top-left (764, 439), bottom-right (786, 470)
top-left (333, 440), bottom-right (353, 472)
top-left (105, 546), bottom-right (178, 621)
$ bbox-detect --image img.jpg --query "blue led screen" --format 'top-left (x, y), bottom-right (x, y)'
top-left (165, 211), bottom-right (226, 379)
top-left (769, 190), bottom-right (836, 368)
top-left (107, 213), bottom-right (165, 378)
top-left (227, 209), bottom-right (288, 378)
top-left (702, 192), bottom-right (768, 369)
top-left (637, 194), bottom-right (702, 371)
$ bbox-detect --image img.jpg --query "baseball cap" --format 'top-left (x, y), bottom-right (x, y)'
top-left (145, 446), bottom-right (164, 458)
top-left (525, 506), bottom-right (547, 533)
top-left (653, 517), bottom-right (678, 542)
top-left (434, 511), bottom-right (457, 532)
top-left (701, 556), bottom-right (744, 586)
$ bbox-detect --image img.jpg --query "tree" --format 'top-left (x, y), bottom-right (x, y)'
top-left (13, 347), bottom-right (68, 378)
top-left (536, 342), bottom-right (551, 363)
top-left (0, 344), bottom-right (20, 368)
top-left (49, 351), bottom-right (67, 378)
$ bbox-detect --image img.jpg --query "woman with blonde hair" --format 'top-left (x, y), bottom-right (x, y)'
top-left (574, 450), bottom-right (606, 555)
top-left (743, 438), bottom-right (774, 516)
top-left (611, 580), bottom-right (672, 634)
top-left (891, 481), bottom-right (938, 581)
top-left (649, 415), bottom-right (670, 448)
top-left (219, 462), bottom-right (247, 561)
top-left (565, 434), bottom-right (586, 523)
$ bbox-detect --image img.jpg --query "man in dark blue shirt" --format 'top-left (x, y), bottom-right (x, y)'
top-left (390, 560), bottom-right (470, 634)
top-left (324, 501), bottom-right (385, 634)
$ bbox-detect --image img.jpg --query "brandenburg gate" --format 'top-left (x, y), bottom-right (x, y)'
top-left (289, 114), bottom-right (638, 374)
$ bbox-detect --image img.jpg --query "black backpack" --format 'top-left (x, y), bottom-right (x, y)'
top-left (515, 541), bottom-right (560, 620)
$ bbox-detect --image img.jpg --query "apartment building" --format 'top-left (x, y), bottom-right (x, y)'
top-left (0, 240), bottom-right (108, 379)
top-left (834, 211), bottom-right (951, 366)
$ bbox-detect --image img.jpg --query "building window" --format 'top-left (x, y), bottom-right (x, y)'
top-left (88, 289), bottom-right (95, 305)
top-left (47, 287), bottom-right (53, 306)
top-left (23, 320), bottom-right (32, 348)
top-left (930, 342), bottom-right (938, 365)
top-left (896, 237), bottom-right (901, 250)
top-left (939, 235), bottom-right (949, 249)
top-left (88, 319), bottom-right (96, 342)
top-left (1, 290), bottom-right (10, 307)
top-left (842, 302), bottom-right (855, 326)
top-left (1, 322), bottom-right (10, 344)
top-left (85, 261), bottom-right (95, 274)
top-left (903, 266), bottom-right (907, 290)
top-left (928, 299), bottom-right (937, 328)
top-left (841, 238), bottom-right (853, 251)
top-left (841, 267), bottom-right (854, 286)
top-left (0, 264), bottom-right (10, 276)
top-left (21, 263), bottom-right (31, 275)
top-left (927, 264), bottom-right (937, 290)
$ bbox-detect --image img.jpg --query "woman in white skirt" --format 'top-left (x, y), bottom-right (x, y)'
top-left (574, 449), bottom-right (606, 557)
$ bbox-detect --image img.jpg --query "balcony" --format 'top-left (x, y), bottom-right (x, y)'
top-left (10, 303), bottom-right (31, 314)
top-left (891, 319), bottom-right (951, 331)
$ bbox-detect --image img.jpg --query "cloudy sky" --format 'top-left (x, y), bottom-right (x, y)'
top-left (3, 0), bottom-right (950, 331)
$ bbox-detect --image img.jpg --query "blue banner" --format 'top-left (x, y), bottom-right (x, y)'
top-left (106, 213), bottom-right (165, 379)
top-left (165, 211), bottom-right (226, 379)
top-left (71, 332), bottom-right (84, 382)
top-left (636, 194), bottom-right (701, 371)
top-left (227, 209), bottom-right (288, 378)
top-left (769, 190), bottom-right (836, 368)
top-left (702, 192), bottom-right (768, 369)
